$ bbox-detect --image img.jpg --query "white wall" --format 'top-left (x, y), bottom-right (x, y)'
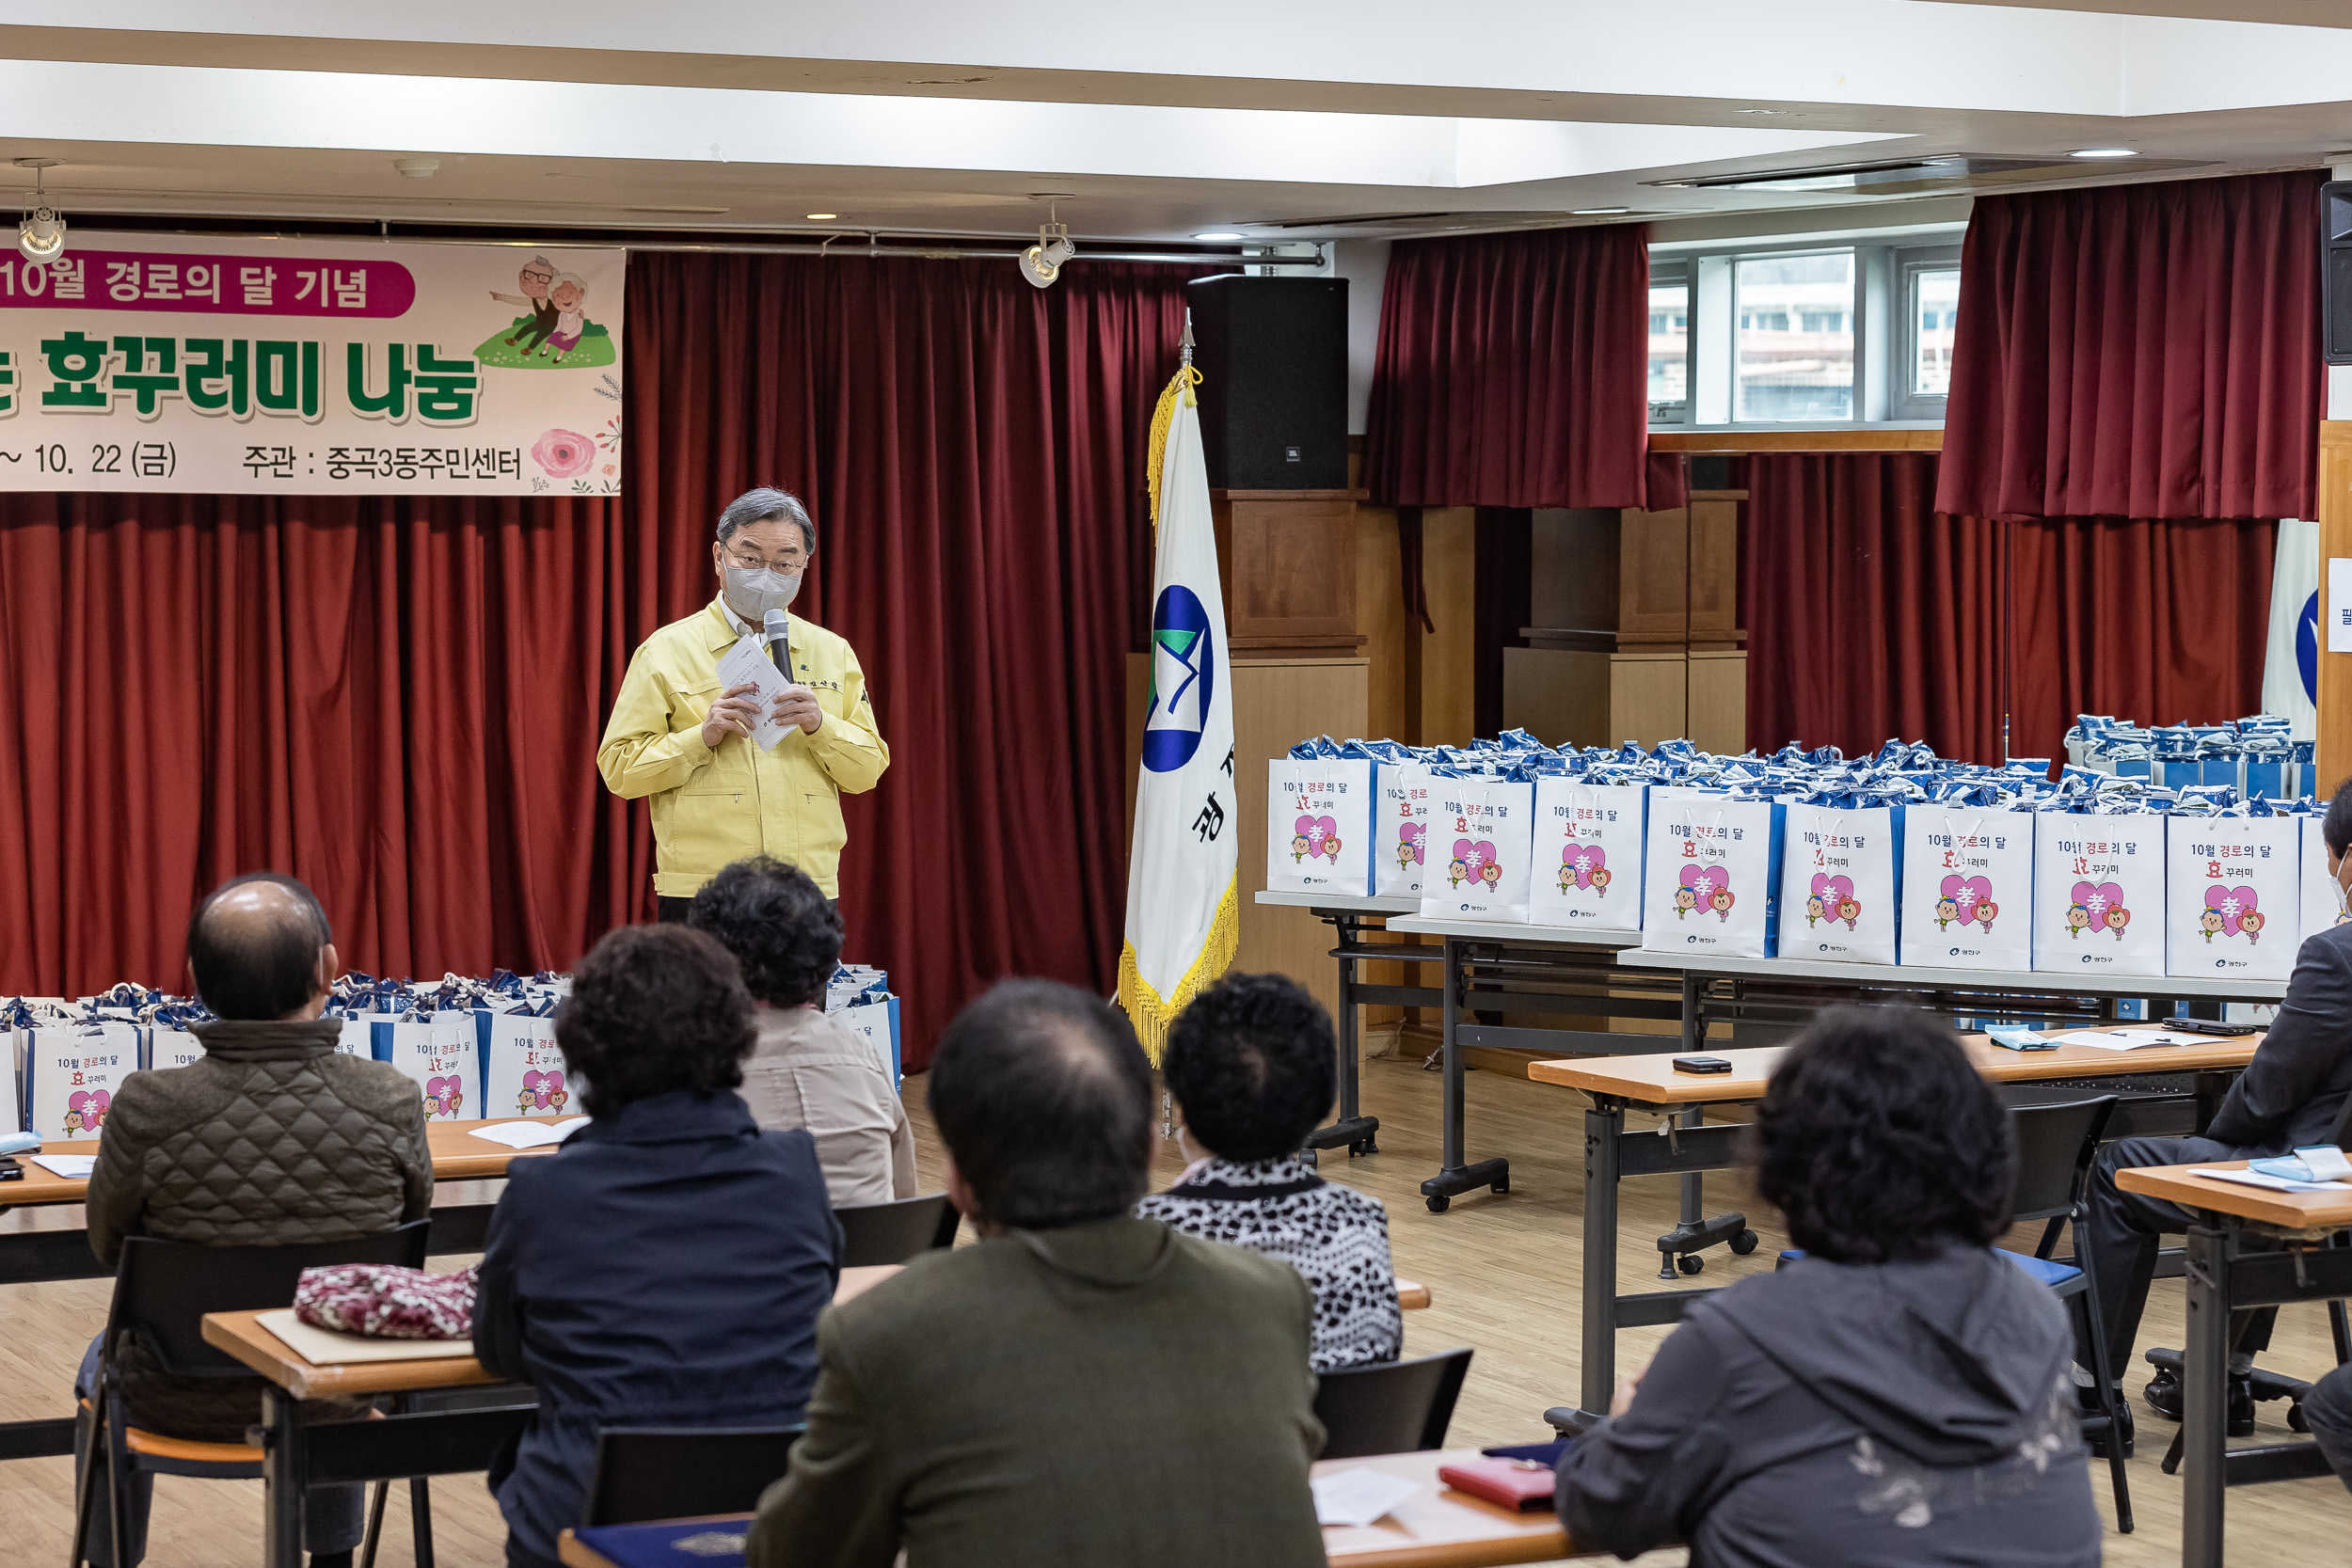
top-left (1333, 239), bottom-right (1391, 436)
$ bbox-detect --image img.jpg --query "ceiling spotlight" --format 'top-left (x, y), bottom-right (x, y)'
top-left (1194, 231), bottom-right (1247, 242)
top-left (1021, 214), bottom-right (1076, 290)
top-left (2071, 147), bottom-right (2139, 159)
top-left (1570, 207), bottom-right (1630, 215)
top-left (392, 157), bottom-right (440, 179)
top-left (15, 158), bottom-right (63, 264)
top-left (805, 213), bottom-right (837, 221)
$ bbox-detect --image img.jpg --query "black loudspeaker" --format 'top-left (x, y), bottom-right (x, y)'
top-left (1185, 275), bottom-right (1349, 489)
top-left (2327, 182), bottom-right (2352, 364)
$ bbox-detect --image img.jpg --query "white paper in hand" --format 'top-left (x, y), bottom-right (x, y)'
top-left (1311, 1467), bottom-right (1420, 1528)
top-left (715, 634), bottom-right (793, 752)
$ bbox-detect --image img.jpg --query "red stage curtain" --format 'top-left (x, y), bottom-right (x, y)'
top-left (1363, 224), bottom-right (1654, 509)
top-left (1937, 170), bottom-right (2324, 523)
top-left (0, 254), bottom-right (1200, 1068)
top-left (2007, 516), bottom-right (2277, 764)
top-left (1742, 454), bottom-right (2006, 765)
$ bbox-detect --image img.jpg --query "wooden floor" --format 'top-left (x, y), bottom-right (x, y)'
top-left (4, 1053), bottom-right (2347, 1564)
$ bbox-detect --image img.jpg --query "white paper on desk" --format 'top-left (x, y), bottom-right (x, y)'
top-left (468, 1117), bottom-right (589, 1149)
top-left (1311, 1467), bottom-right (1420, 1528)
top-left (2054, 1030), bottom-right (2200, 1051)
top-left (2186, 1166), bottom-right (2352, 1195)
top-left (715, 634), bottom-right (793, 752)
top-left (28, 1153), bottom-right (96, 1178)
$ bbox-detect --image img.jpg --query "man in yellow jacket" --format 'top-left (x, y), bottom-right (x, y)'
top-left (598, 487), bottom-right (889, 917)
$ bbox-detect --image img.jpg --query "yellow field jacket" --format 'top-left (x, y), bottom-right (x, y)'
top-left (597, 597), bottom-right (890, 898)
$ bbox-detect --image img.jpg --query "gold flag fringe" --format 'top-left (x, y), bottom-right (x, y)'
top-left (1117, 873), bottom-right (1238, 1064)
top-left (1144, 361), bottom-right (1203, 532)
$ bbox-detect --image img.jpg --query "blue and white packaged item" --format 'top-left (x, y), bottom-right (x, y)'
top-left (1420, 773), bottom-right (1537, 924)
top-left (1777, 794), bottom-right (1904, 965)
top-left (837, 994), bottom-right (901, 1084)
top-left (2163, 808), bottom-right (2296, 982)
top-left (2029, 805), bottom-right (2167, 979)
top-left (1898, 800), bottom-right (2034, 971)
top-left (1525, 776), bottom-right (1645, 933)
top-left (1640, 789), bottom-right (1786, 958)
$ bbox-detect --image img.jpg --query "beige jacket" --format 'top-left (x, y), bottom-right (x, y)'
top-left (739, 1005), bottom-right (914, 1208)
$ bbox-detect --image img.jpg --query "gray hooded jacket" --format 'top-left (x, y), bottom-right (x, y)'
top-left (1557, 1246), bottom-right (2102, 1568)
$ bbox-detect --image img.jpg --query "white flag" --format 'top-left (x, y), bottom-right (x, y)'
top-left (2263, 516), bottom-right (2318, 740)
top-left (1118, 361), bottom-right (1237, 1058)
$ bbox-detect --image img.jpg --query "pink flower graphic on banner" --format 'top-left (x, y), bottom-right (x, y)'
top-left (2204, 884), bottom-right (2260, 941)
top-left (532, 428), bottom-right (596, 479)
top-left (1396, 821), bottom-right (1426, 869)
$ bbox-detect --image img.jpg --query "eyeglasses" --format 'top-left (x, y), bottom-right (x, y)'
top-left (722, 544), bottom-right (806, 572)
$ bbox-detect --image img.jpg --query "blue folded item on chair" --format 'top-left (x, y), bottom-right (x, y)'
top-left (569, 1520), bottom-right (749, 1568)
top-left (1996, 1250), bottom-right (2081, 1289)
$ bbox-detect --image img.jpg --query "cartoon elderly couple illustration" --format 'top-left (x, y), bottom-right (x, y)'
top-left (491, 254), bottom-right (592, 361)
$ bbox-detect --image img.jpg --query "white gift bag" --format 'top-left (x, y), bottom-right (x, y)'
top-left (1372, 762), bottom-right (1434, 898)
top-left (1898, 806), bottom-right (2035, 970)
top-left (839, 995), bottom-right (901, 1083)
top-left (24, 1022), bottom-right (137, 1140)
top-left (1526, 777), bottom-right (1645, 933)
top-left (0, 1035), bottom-right (18, 1135)
top-left (147, 1026), bottom-right (204, 1072)
top-left (2029, 813), bottom-right (2167, 978)
top-left (1777, 802), bottom-right (1902, 965)
top-left (1641, 793), bottom-right (1786, 958)
top-left (1265, 758), bottom-right (1375, 895)
top-left (372, 1015), bottom-right (481, 1121)
top-left (2300, 814), bottom-right (2346, 947)
top-left (1418, 776), bottom-right (1537, 923)
top-left (334, 1016), bottom-right (373, 1058)
top-left (2165, 816), bottom-right (2299, 981)
top-left (479, 1009), bottom-right (573, 1118)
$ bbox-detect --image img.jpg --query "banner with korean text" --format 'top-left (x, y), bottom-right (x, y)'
top-left (0, 233), bottom-right (625, 494)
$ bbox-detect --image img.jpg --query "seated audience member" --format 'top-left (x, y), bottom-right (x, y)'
top-left (1556, 1007), bottom-right (2101, 1568)
top-left (2076, 775), bottom-right (2352, 1430)
top-left (1137, 971), bottom-right (1401, 1370)
top-left (747, 979), bottom-right (1327, 1568)
top-left (81, 874), bottom-right (432, 1568)
top-left (2307, 1363), bottom-right (2352, 1494)
top-left (474, 924), bottom-right (841, 1568)
top-left (686, 854), bottom-right (914, 1206)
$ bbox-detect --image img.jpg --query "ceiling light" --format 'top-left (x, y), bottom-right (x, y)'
top-left (15, 158), bottom-right (63, 264)
top-left (1194, 231), bottom-right (1246, 242)
top-left (1021, 201), bottom-right (1076, 289)
top-left (393, 157), bottom-right (439, 179)
top-left (805, 213), bottom-right (837, 221)
top-left (1570, 207), bottom-right (1630, 215)
top-left (2071, 148), bottom-right (2139, 159)
top-left (1732, 108), bottom-right (1788, 116)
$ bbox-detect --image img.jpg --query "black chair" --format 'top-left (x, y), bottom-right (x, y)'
top-left (1312, 1348), bottom-right (1473, 1460)
top-left (1997, 1096), bottom-right (2131, 1534)
top-left (834, 1192), bottom-right (959, 1266)
top-left (583, 1426), bottom-right (806, 1526)
top-left (70, 1220), bottom-right (433, 1568)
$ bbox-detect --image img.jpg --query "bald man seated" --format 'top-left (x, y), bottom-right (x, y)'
top-left (76, 873), bottom-right (432, 1568)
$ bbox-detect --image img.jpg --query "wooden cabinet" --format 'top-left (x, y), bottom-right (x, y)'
top-left (1211, 489), bottom-right (1368, 657)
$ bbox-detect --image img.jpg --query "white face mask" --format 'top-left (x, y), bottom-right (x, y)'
top-left (722, 564), bottom-right (802, 622)
top-left (2333, 853), bottom-right (2352, 920)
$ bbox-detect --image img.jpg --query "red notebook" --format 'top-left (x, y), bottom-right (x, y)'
top-left (1438, 1457), bottom-right (1557, 1513)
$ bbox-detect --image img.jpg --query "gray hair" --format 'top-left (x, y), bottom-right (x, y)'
top-left (716, 487), bottom-right (816, 553)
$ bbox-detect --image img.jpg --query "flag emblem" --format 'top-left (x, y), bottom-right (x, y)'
top-left (1144, 585), bottom-right (1216, 772)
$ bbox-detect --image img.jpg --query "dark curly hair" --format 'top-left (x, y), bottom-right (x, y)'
top-left (684, 855), bottom-right (844, 1007)
top-left (1162, 972), bottom-right (1335, 1161)
top-left (1752, 1006), bottom-right (2014, 1263)
top-left (928, 979), bottom-right (1154, 1230)
top-left (556, 925), bottom-right (757, 1118)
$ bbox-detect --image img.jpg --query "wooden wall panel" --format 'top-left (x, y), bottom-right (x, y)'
top-left (1419, 506), bottom-right (1478, 746)
top-left (1232, 658), bottom-right (1370, 1025)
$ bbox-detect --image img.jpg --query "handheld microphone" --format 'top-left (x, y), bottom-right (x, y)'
top-left (762, 608), bottom-right (792, 677)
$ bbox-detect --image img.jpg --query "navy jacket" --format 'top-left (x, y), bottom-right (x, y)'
top-left (474, 1089), bottom-right (842, 1568)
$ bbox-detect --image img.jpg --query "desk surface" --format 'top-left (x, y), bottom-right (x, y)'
top-left (554, 1449), bottom-right (1585, 1568)
top-left (3, 1118), bottom-right (564, 1209)
top-left (1256, 891), bottom-right (1422, 915)
top-left (2117, 1162), bottom-right (2352, 1231)
top-left (1531, 1025), bottom-right (2262, 1107)
top-left (202, 1265), bottom-right (904, 1401)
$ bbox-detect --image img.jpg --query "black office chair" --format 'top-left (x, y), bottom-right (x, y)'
top-left (834, 1193), bottom-right (959, 1266)
top-left (1997, 1096), bottom-right (2131, 1534)
top-left (1312, 1348), bottom-right (1473, 1460)
top-left (583, 1426), bottom-right (806, 1526)
top-left (70, 1220), bottom-right (433, 1568)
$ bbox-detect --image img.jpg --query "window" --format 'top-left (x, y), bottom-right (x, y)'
top-left (1889, 245), bottom-right (1963, 420)
top-left (1646, 262), bottom-right (1689, 422)
top-left (1734, 250), bottom-right (1854, 422)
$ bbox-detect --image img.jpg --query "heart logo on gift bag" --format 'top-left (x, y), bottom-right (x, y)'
top-left (1561, 843), bottom-right (1608, 896)
top-left (1678, 863), bottom-right (1731, 921)
top-left (1811, 874), bottom-right (1858, 932)
top-left (1397, 821), bottom-right (1427, 867)
top-left (1940, 873), bottom-right (1995, 932)
top-left (425, 1073), bottom-right (465, 1117)
top-left (67, 1088), bottom-right (109, 1133)
top-left (2204, 884), bottom-right (2261, 942)
top-left (1293, 813), bottom-right (1340, 863)
top-left (2071, 880), bottom-right (2130, 942)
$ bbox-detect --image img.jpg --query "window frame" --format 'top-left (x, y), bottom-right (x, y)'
top-left (1729, 245), bottom-right (1859, 425)
top-left (1889, 244), bottom-right (1963, 421)
top-left (1645, 258), bottom-right (1692, 427)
